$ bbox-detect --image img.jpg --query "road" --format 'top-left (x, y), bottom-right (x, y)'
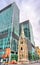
top-left (18, 63), bottom-right (40, 65)
top-left (29, 63), bottom-right (40, 65)
top-left (0, 62), bottom-right (40, 65)
top-left (20, 63), bottom-right (40, 65)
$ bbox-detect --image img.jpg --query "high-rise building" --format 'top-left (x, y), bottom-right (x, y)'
top-left (19, 20), bottom-right (35, 54)
top-left (0, 2), bottom-right (19, 61)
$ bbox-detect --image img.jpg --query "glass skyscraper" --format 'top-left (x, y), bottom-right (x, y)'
top-left (19, 20), bottom-right (35, 46)
top-left (0, 2), bottom-right (19, 61)
top-left (19, 20), bottom-right (35, 53)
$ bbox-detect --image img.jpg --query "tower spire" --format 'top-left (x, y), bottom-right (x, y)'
top-left (21, 25), bottom-right (25, 38)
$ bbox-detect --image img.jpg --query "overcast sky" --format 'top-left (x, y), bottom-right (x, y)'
top-left (0, 0), bottom-right (40, 48)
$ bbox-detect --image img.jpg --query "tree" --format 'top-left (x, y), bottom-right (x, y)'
top-left (11, 54), bottom-right (18, 61)
top-left (28, 51), bottom-right (32, 60)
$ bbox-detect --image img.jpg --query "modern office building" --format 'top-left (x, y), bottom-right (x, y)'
top-left (19, 20), bottom-right (35, 58)
top-left (19, 20), bottom-right (34, 44)
top-left (0, 2), bottom-right (19, 61)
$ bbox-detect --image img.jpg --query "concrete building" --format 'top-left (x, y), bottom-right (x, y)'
top-left (0, 2), bottom-right (19, 61)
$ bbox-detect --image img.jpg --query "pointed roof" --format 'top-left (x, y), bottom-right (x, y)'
top-left (21, 25), bottom-right (25, 38)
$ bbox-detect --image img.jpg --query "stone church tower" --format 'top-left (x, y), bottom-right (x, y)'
top-left (18, 26), bottom-right (28, 62)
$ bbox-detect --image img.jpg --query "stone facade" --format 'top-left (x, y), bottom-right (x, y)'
top-left (18, 26), bottom-right (28, 62)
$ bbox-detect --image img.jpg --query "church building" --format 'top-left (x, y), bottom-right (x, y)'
top-left (18, 26), bottom-right (28, 63)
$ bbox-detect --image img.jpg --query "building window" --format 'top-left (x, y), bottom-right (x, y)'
top-left (21, 41), bottom-right (23, 44)
top-left (21, 47), bottom-right (23, 50)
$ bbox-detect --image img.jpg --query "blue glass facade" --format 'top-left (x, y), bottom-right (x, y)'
top-left (19, 20), bottom-right (34, 46)
top-left (19, 20), bottom-right (31, 40)
top-left (0, 2), bottom-right (19, 61)
top-left (0, 5), bottom-right (12, 32)
top-left (0, 29), bottom-right (11, 57)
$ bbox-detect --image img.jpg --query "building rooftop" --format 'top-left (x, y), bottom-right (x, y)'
top-left (0, 0), bottom-right (14, 11)
top-left (20, 20), bottom-right (29, 24)
top-left (0, 2), bottom-right (18, 12)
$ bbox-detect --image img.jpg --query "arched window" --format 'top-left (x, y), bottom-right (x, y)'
top-left (21, 41), bottom-right (23, 44)
top-left (21, 47), bottom-right (23, 50)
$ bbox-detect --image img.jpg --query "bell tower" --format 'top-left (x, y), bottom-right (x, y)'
top-left (18, 25), bottom-right (28, 63)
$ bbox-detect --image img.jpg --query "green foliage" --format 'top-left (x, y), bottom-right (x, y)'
top-left (28, 51), bottom-right (32, 60)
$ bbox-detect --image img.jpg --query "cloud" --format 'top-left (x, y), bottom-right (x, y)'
top-left (16, 0), bottom-right (40, 47)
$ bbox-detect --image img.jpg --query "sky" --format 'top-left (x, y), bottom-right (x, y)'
top-left (0, 0), bottom-right (40, 48)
